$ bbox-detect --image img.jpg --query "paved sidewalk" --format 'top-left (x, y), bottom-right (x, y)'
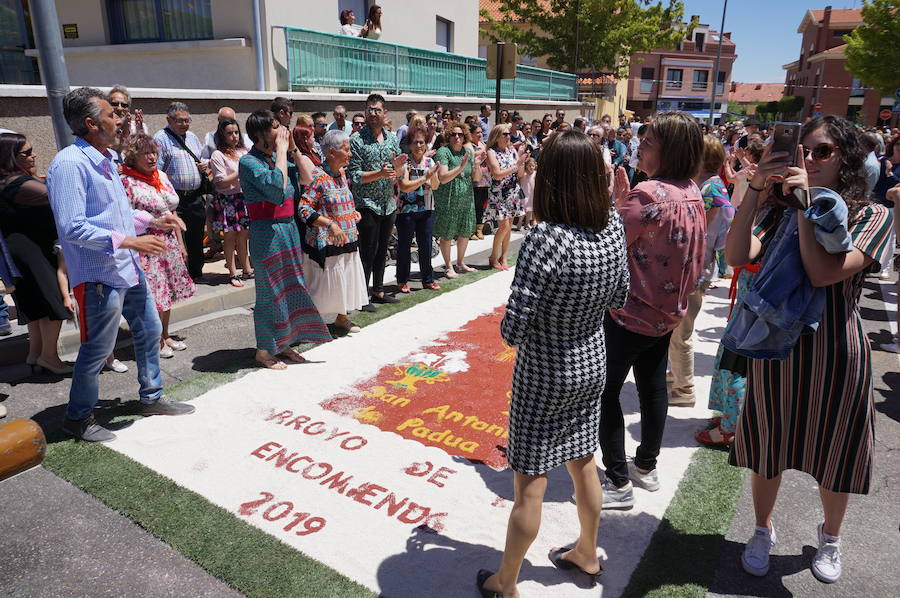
top-left (708, 275), bottom-right (900, 598)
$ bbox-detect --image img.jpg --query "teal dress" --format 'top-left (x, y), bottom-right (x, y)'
top-left (238, 148), bottom-right (331, 354)
top-left (432, 146), bottom-right (476, 239)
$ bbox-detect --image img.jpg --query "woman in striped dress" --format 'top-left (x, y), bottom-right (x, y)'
top-left (239, 110), bottom-right (331, 370)
top-left (726, 116), bottom-right (892, 583)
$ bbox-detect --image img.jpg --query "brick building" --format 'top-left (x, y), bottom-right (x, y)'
top-left (782, 6), bottom-right (896, 127)
top-left (626, 19), bottom-right (736, 122)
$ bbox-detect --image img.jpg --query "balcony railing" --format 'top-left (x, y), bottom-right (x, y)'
top-left (283, 27), bottom-right (578, 101)
top-left (665, 80), bottom-right (682, 90)
top-left (692, 81), bottom-right (708, 91)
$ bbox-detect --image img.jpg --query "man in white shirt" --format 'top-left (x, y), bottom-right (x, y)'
top-left (328, 105), bottom-right (354, 135)
top-left (200, 106), bottom-right (252, 159)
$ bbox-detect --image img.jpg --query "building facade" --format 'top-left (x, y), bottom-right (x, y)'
top-left (782, 6), bottom-right (895, 127)
top-left (2, 0), bottom-right (479, 91)
top-left (626, 19), bottom-right (736, 122)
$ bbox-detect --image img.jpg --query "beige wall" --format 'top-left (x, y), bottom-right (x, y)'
top-left (55, 0), bottom-right (107, 47)
top-left (0, 88), bottom-right (584, 174)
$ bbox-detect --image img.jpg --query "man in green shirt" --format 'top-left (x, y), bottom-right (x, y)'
top-left (348, 93), bottom-right (407, 311)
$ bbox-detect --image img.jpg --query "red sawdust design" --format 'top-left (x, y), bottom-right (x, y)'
top-left (320, 307), bottom-right (513, 468)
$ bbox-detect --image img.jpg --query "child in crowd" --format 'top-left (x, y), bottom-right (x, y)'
top-left (519, 158), bottom-right (537, 230)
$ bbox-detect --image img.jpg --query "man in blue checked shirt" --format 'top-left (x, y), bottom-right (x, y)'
top-left (47, 87), bottom-right (196, 443)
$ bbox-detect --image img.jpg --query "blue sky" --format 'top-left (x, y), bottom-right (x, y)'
top-left (680, 0), bottom-right (863, 83)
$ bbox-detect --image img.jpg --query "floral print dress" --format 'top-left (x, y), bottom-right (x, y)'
top-left (485, 147), bottom-right (524, 221)
top-left (121, 171), bottom-right (195, 311)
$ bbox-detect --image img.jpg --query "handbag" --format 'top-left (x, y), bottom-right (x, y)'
top-left (163, 128), bottom-right (215, 197)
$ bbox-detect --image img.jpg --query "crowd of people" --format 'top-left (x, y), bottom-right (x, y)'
top-left (1, 85), bottom-right (898, 594)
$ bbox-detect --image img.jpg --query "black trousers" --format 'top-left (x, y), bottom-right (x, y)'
top-left (175, 188), bottom-right (206, 279)
top-left (599, 316), bottom-right (672, 487)
top-left (357, 207), bottom-right (396, 295)
top-left (474, 186), bottom-right (488, 225)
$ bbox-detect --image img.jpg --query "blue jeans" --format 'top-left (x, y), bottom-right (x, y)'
top-left (395, 210), bottom-right (435, 285)
top-left (0, 294), bottom-right (8, 323)
top-left (67, 274), bottom-right (163, 420)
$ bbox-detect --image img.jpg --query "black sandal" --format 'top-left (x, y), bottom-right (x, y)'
top-left (476, 569), bottom-right (500, 598)
top-left (548, 547), bottom-right (603, 585)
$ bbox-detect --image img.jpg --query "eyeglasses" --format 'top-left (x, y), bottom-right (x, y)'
top-left (365, 107), bottom-right (384, 115)
top-left (352, 121), bottom-right (365, 126)
top-left (803, 143), bottom-right (839, 161)
top-left (501, 132), bottom-right (511, 137)
top-left (411, 140), bottom-right (426, 145)
top-left (172, 118), bottom-right (192, 125)
top-left (110, 101), bottom-right (130, 108)
top-left (314, 122), bottom-right (327, 127)
top-left (17, 147), bottom-right (33, 157)
top-left (448, 132), bottom-right (464, 138)
top-left (588, 133), bottom-right (602, 138)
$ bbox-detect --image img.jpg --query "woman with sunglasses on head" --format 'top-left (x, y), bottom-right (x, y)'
top-left (726, 116), bottom-right (893, 583)
top-left (0, 133), bottom-right (73, 374)
top-left (433, 122), bottom-right (484, 278)
top-left (485, 124), bottom-right (528, 271)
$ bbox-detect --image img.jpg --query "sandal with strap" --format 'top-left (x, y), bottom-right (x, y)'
top-left (548, 547), bottom-right (602, 586)
top-left (230, 275), bottom-right (244, 288)
top-left (475, 570), bottom-right (500, 598)
top-left (424, 282), bottom-right (441, 291)
top-left (242, 270), bottom-right (255, 280)
top-left (398, 283), bottom-right (411, 294)
top-left (694, 426), bottom-right (734, 447)
top-left (256, 356), bottom-right (287, 370)
top-left (278, 349), bottom-right (306, 364)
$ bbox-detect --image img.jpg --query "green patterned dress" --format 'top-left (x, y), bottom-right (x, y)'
top-left (238, 148), bottom-right (331, 354)
top-left (432, 146), bottom-right (476, 240)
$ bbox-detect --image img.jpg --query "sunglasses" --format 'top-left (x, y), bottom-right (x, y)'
top-left (803, 143), bottom-right (839, 161)
top-left (448, 132), bottom-right (464, 138)
top-left (501, 132), bottom-right (511, 137)
top-left (110, 101), bottom-right (130, 108)
top-left (365, 107), bottom-right (383, 115)
top-left (18, 147), bottom-right (33, 157)
top-left (411, 140), bottom-right (426, 145)
top-left (588, 133), bottom-right (602, 138)
top-left (352, 121), bottom-right (365, 126)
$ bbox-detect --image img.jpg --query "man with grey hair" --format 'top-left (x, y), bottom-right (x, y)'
top-left (328, 104), bottom-right (353, 135)
top-left (47, 87), bottom-right (195, 442)
top-left (154, 101), bottom-right (209, 280)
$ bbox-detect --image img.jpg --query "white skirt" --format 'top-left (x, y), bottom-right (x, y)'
top-left (302, 250), bottom-right (369, 323)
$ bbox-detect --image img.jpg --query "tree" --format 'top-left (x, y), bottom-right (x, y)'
top-left (844, 0), bottom-right (900, 95)
top-left (778, 96), bottom-right (804, 119)
top-left (480, 0), bottom-right (693, 77)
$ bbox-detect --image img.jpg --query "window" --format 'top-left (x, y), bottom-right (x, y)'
top-left (436, 17), bottom-right (453, 53)
top-left (640, 67), bottom-right (654, 93)
top-left (107, 0), bottom-right (212, 44)
top-left (716, 70), bottom-right (726, 95)
top-left (694, 32), bottom-right (705, 52)
top-left (832, 29), bottom-right (853, 37)
top-left (692, 70), bottom-right (709, 90)
top-left (850, 77), bottom-right (865, 97)
top-left (666, 68), bottom-right (683, 90)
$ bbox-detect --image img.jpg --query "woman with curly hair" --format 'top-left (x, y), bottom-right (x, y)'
top-left (726, 116), bottom-right (893, 583)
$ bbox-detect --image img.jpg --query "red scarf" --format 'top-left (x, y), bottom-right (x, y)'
top-left (121, 165), bottom-right (164, 192)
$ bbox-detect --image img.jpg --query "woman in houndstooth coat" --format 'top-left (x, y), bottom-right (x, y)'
top-left (478, 130), bottom-right (629, 598)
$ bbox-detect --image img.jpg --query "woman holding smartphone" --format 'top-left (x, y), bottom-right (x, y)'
top-left (726, 116), bottom-right (892, 583)
top-left (359, 4), bottom-right (382, 39)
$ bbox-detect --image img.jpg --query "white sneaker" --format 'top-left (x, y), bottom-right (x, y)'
top-left (811, 522), bottom-right (841, 583)
top-left (879, 269), bottom-right (891, 280)
top-left (601, 478), bottom-right (635, 509)
top-left (104, 359), bottom-right (129, 373)
top-left (167, 339), bottom-right (187, 351)
top-left (0, 403), bottom-right (6, 419)
top-left (742, 523), bottom-right (776, 576)
top-left (159, 345), bottom-right (175, 359)
top-left (628, 460), bottom-right (660, 492)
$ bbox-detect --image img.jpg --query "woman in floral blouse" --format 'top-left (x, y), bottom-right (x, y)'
top-left (120, 134), bottom-right (194, 359)
top-left (299, 130), bottom-right (368, 334)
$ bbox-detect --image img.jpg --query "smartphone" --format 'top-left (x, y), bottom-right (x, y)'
top-left (770, 122), bottom-right (801, 166)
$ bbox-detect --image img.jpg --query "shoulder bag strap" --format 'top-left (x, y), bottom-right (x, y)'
top-left (164, 127), bottom-right (202, 164)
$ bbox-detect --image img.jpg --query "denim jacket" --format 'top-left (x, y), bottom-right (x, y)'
top-left (722, 187), bottom-right (853, 359)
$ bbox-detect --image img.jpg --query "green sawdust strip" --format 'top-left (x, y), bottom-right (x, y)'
top-left (620, 447), bottom-right (746, 598)
top-left (42, 262), bottom-right (510, 598)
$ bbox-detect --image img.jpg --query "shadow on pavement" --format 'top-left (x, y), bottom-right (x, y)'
top-left (191, 347), bottom-right (256, 374)
top-left (31, 399), bottom-right (138, 440)
top-left (708, 543), bottom-right (817, 597)
top-left (875, 371), bottom-right (900, 423)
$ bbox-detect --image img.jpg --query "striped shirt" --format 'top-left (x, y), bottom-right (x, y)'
top-left (47, 137), bottom-right (152, 288)
top-left (154, 128), bottom-right (203, 191)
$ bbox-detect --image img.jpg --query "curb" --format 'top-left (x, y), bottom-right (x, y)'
top-left (0, 282), bottom-right (256, 365)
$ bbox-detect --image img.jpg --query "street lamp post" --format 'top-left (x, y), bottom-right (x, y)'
top-left (708, 0), bottom-right (728, 126)
top-left (31, 0), bottom-right (73, 150)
